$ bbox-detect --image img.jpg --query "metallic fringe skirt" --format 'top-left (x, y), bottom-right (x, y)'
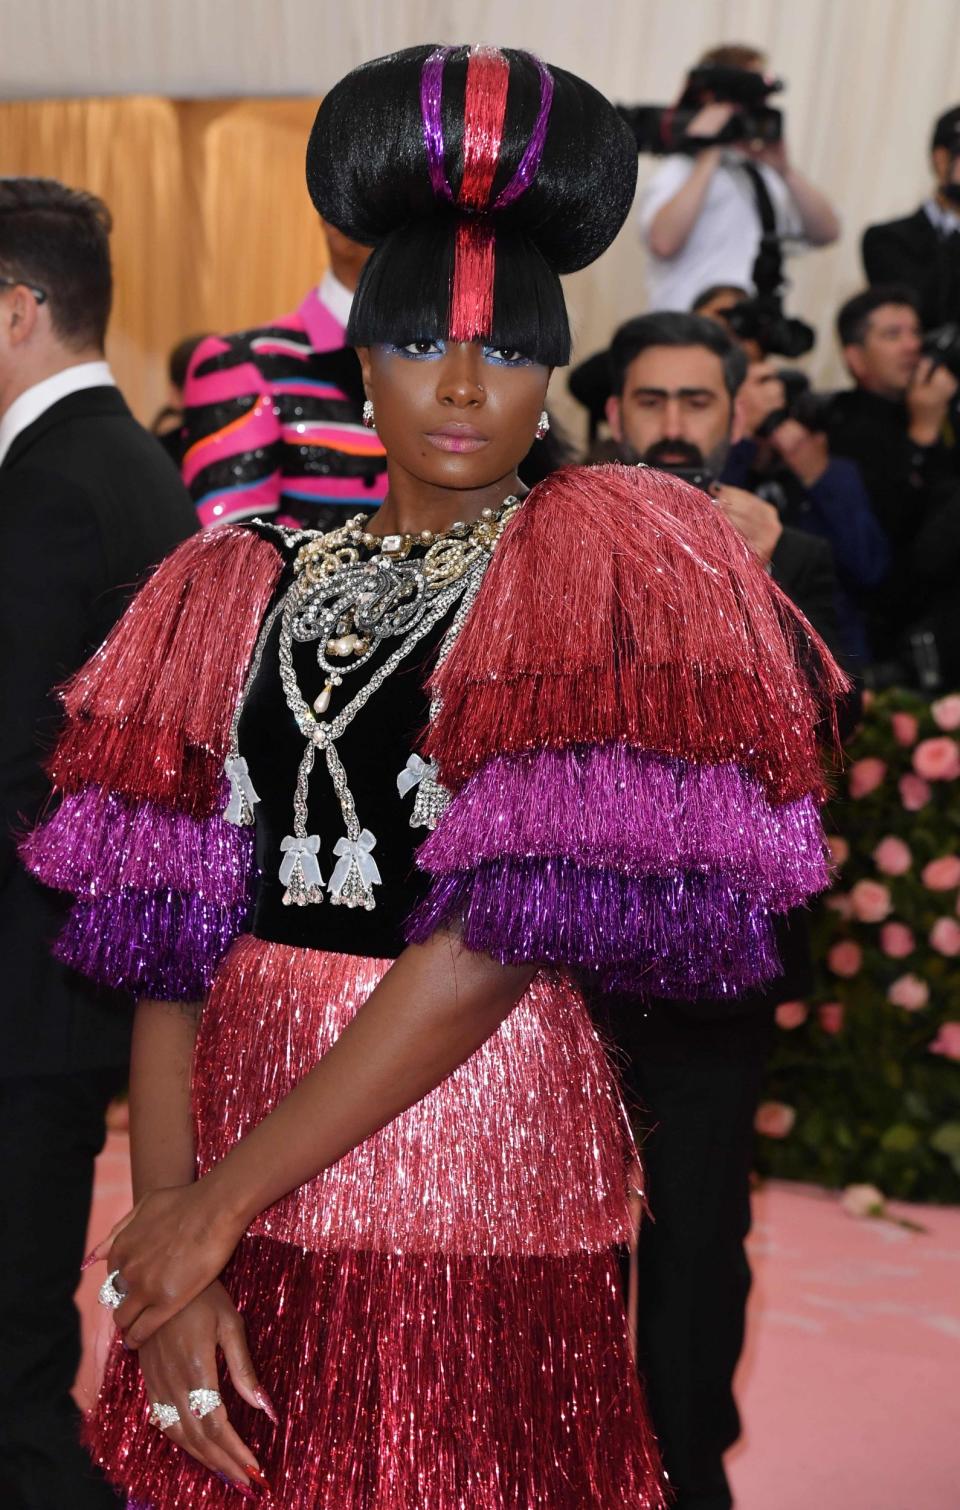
top-left (87, 936), bottom-right (667, 1507)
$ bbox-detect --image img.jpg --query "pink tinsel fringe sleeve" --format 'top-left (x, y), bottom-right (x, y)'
top-left (410, 464), bottom-right (848, 998)
top-left (21, 524), bottom-right (284, 998)
top-left (49, 524), bottom-right (285, 817)
top-left (423, 464), bottom-right (850, 802)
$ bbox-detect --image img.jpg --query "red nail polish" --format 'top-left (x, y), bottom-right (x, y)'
top-left (80, 1251), bottom-right (99, 1272)
top-left (254, 1388), bottom-right (279, 1426)
top-left (245, 1463), bottom-right (271, 1491)
top-left (233, 1487), bottom-right (258, 1503)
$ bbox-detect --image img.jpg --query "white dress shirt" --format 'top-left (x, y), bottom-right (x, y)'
top-left (0, 360), bottom-right (116, 467)
top-left (637, 153), bottom-right (805, 312)
top-left (318, 269), bottom-right (354, 330)
top-left (923, 196), bottom-right (960, 237)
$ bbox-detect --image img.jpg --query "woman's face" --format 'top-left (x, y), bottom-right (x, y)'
top-left (357, 340), bottom-right (550, 493)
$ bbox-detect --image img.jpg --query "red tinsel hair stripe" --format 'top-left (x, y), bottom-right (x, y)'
top-left (449, 45), bottom-right (511, 342)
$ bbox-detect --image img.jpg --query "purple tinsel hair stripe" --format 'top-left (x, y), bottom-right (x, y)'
top-left (55, 889), bottom-right (250, 1001)
top-left (20, 783), bottom-right (253, 908)
top-left (421, 45), bottom-right (455, 201)
top-left (406, 860), bottom-right (782, 999)
top-left (417, 745), bottom-right (830, 906)
top-left (493, 56), bottom-right (555, 208)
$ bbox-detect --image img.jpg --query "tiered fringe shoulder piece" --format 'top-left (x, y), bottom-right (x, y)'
top-left (21, 526), bottom-right (285, 999)
top-left (408, 463), bottom-right (849, 997)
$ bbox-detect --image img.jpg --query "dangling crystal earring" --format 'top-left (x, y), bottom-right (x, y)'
top-left (535, 410), bottom-right (550, 440)
top-left (362, 399), bottom-right (375, 429)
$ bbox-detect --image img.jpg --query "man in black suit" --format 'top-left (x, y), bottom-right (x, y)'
top-left (862, 106), bottom-right (960, 330)
top-left (0, 179), bottom-right (197, 1509)
top-left (825, 285), bottom-right (960, 682)
top-left (596, 312), bottom-right (852, 1510)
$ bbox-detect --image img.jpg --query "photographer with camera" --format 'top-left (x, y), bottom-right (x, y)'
top-left (634, 44), bottom-right (839, 312)
top-left (596, 309), bottom-right (849, 1510)
top-left (863, 106), bottom-right (960, 330)
top-left (723, 358), bottom-right (890, 665)
top-left (827, 285), bottom-right (960, 682)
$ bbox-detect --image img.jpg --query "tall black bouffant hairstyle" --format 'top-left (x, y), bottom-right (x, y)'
top-left (306, 44), bottom-right (638, 366)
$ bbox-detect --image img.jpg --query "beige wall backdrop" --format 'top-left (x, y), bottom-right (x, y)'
top-left (2, 0), bottom-right (960, 437)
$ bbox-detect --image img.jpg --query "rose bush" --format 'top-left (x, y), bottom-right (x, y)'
top-left (759, 689), bottom-right (960, 1203)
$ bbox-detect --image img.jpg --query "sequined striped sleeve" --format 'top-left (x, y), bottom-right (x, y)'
top-left (182, 334), bottom-right (282, 527)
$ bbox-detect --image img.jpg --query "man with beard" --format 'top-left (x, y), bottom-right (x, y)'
top-left (605, 311), bottom-right (842, 650)
top-left (597, 310), bottom-right (848, 1510)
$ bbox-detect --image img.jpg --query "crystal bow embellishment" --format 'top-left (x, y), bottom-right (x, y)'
top-left (279, 834), bottom-right (324, 888)
top-left (397, 753), bottom-right (439, 798)
top-left (328, 829), bottom-right (381, 899)
top-left (223, 755), bottom-right (261, 826)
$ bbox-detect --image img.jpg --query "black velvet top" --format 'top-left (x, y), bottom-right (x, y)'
top-left (237, 527), bottom-right (456, 959)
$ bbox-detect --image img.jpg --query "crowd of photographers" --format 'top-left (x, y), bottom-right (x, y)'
top-left (571, 42), bottom-right (960, 692)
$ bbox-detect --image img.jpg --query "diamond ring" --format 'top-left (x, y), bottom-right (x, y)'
top-left (97, 1269), bottom-right (127, 1309)
top-left (148, 1401), bottom-right (181, 1430)
top-left (187, 1387), bottom-right (223, 1419)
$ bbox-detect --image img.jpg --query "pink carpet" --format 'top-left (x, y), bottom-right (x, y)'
top-left (78, 1140), bottom-right (960, 1507)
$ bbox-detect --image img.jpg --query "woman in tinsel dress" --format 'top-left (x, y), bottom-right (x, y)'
top-left (23, 45), bottom-right (845, 1509)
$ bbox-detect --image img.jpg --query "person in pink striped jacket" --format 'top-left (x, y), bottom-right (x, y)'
top-left (182, 225), bottom-right (387, 529)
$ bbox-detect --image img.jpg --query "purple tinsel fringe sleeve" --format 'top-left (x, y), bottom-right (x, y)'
top-left (407, 860), bottom-right (783, 999)
top-left (417, 744), bottom-right (830, 904)
top-left (21, 782), bottom-right (255, 999)
top-left (20, 784), bottom-right (253, 906)
top-left (54, 890), bottom-right (251, 1001)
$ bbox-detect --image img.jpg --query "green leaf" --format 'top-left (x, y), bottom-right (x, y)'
top-left (930, 1122), bottom-right (960, 1157)
top-left (880, 1123), bottom-right (919, 1153)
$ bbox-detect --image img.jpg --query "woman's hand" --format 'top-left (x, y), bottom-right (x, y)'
top-left (91, 1180), bottom-right (245, 1347)
top-left (136, 1280), bottom-right (274, 1497)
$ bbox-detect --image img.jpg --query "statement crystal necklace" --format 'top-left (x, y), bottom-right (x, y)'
top-left (224, 496), bottom-right (521, 911)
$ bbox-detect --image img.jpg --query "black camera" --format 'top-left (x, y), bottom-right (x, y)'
top-left (724, 235), bottom-right (815, 360)
top-left (921, 321), bottom-right (960, 380)
top-left (754, 374), bottom-right (833, 439)
top-left (620, 64), bottom-right (783, 157)
top-left (645, 463), bottom-right (717, 495)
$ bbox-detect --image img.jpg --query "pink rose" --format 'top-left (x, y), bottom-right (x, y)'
top-left (849, 757), bottom-right (887, 798)
top-left (880, 922), bottom-right (915, 959)
top-left (921, 855), bottom-right (960, 891)
top-left (850, 879), bottom-right (893, 923)
top-left (899, 773), bottom-right (932, 811)
top-left (827, 834), bottom-right (850, 867)
top-left (887, 973), bottom-right (929, 1011)
top-left (929, 1023), bottom-right (960, 1061)
top-left (818, 1002), bottom-right (845, 1035)
top-left (912, 737), bottom-right (960, 782)
top-left (755, 1101), bottom-right (796, 1138)
top-left (873, 836), bottom-right (912, 876)
top-left (930, 917), bottom-right (960, 956)
top-left (826, 892), bottom-right (854, 919)
top-left (775, 1000), bottom-right (808, 1030)
top-left (828, 940), bottom-right (863, 978)
top-left (842, 1183), bottom-right (886, 1218)
top-left (891, 711), bottom-right (919, 747)
top-left (931, 694), bottom-right (960, 732)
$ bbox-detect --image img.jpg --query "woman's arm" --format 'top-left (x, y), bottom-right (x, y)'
top-left (210, 934), bottom-right (534, 1224)
top-left (128, 998), bottom-right (200, 1199)
top-left (103, 932), bottom-right (535, 1345)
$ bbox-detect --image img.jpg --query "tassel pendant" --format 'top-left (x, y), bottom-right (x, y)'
top-left (397, 753), bottom-right (450, 830)
top-left (411, 773), bottom-right (450, 831)
top-left (328, 830), bottom-right (380, 910)
top-left (224, 755), bottom-right (260, 827)
top-left (279, 834), bottom-right (325, 907)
